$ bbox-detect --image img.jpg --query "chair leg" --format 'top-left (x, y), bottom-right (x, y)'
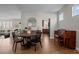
top-left (22, 41), bottom-right (24, 44)
top-left (23, 40), bottom-right (24, 45)
top-left (54, 38), bottom-right (57, 45)
top-left (22, 38), bottom-right (25, 45)
top-left (54, 38), bottom-right (55, 45)
top-left (58, 40), bottom-right (61, 48)
top-left (20, 42), bottom-right (23, 46)
top-left (12, 42), bottom-right (15, 49)
top-left (15, 43), bottom-right (17, 52)
top-left (34, 44), bottom-right (36, 52)
top-left (40, 41), bottom-right (42, 48)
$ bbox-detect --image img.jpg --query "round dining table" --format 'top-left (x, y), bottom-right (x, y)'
top-left (15, 31), bottom-right (39, 48)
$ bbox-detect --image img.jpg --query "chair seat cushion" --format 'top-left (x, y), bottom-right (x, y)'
top-left (55, 34), bottom-right (59, 37)
top-left (15, 38), bottom-right (23, 42)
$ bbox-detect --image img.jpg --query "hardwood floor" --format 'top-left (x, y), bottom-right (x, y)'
top-left (0, 34), bottom-right (79, 54)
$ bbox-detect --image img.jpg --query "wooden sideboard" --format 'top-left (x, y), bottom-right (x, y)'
top-left (64, 31), bottom-right (76, 49)
top-left (54, 30), bottom-right (76, 49)
top-left (43, 29), bottom-right (49, 34)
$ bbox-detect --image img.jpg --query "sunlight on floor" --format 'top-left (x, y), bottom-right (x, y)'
top-left (0, 35), bottom-right (13, 53)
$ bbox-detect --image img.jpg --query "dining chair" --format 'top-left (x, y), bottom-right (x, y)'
top-left (12, 32), bottom-right (24, 52)
top-left (54, 37), bottom-right (64, 47)
top-left (31, 33), bottom-right (42, 51)
top-left (36, 30), bottom-right (42, 47)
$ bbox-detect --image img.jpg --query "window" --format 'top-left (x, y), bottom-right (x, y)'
top-left (59, 13), bottom-right (64, 21)
top-left (9, 21), bottom-right (12, 29)
top-left (72, 4), bottom-right (79, 16)
top-left (3, 21), bottom-right (6, 29)
top-left (0, 22), bottom-right (2, 29)
top-left (6, 22), bottom-right (9, 29)
top-left (0, 21), bottom-right (13, 30)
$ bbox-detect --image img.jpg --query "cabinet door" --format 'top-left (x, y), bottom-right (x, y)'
top-left (69, 38), bottom-right (75, 49)
top-left (64, 38), bottom-right (70, 48)
top-left (64, 31), bottom-right (76, 49)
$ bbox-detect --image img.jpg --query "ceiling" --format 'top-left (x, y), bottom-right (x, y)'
top-left (17, 4), bottom-right (64, 13)
top-left (0, 4), bottom-right (64, 19)
top-left (0, 4), bottom-right (64, 13)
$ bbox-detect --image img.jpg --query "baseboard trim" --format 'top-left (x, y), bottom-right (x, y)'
top-left (76, 47), bottom-right (79, 51)
top-left (50, 36), bottom-right (54, 39)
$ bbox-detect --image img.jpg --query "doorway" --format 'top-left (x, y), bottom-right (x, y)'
top-left (42, 18), bottom-right (50, 37)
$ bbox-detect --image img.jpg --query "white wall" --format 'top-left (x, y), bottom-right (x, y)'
top-left (57, 5), bottom-right (79, 50)
top-left (0, 5), bottom-right (57, 38)
top-left (0, 5), bottom-right (21, 20)
top-left (21, 12), bottom-right (57, 38)
top-left (0, 5), bottom-right (21, 30)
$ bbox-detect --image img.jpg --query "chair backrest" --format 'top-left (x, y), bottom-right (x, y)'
top-left (37, 34), bottom-right (41, 40)
top-left (12, 32), bottom-right (15, 39)
top-left (31, 35), bottom-right (37, 40)
top-left (36, 30), bottom-right (41, 38)
top-left (31, 35), bottom-right (36, 42)
top-left (12, 32), bottom-right (18, 42)
top-left (31, 34), bottom-right (41, 43)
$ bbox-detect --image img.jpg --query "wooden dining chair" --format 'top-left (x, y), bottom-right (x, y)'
top-left (12, 32), bottom-right (24, 52)
top-left (31, 33), bottom-right (42, 51)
